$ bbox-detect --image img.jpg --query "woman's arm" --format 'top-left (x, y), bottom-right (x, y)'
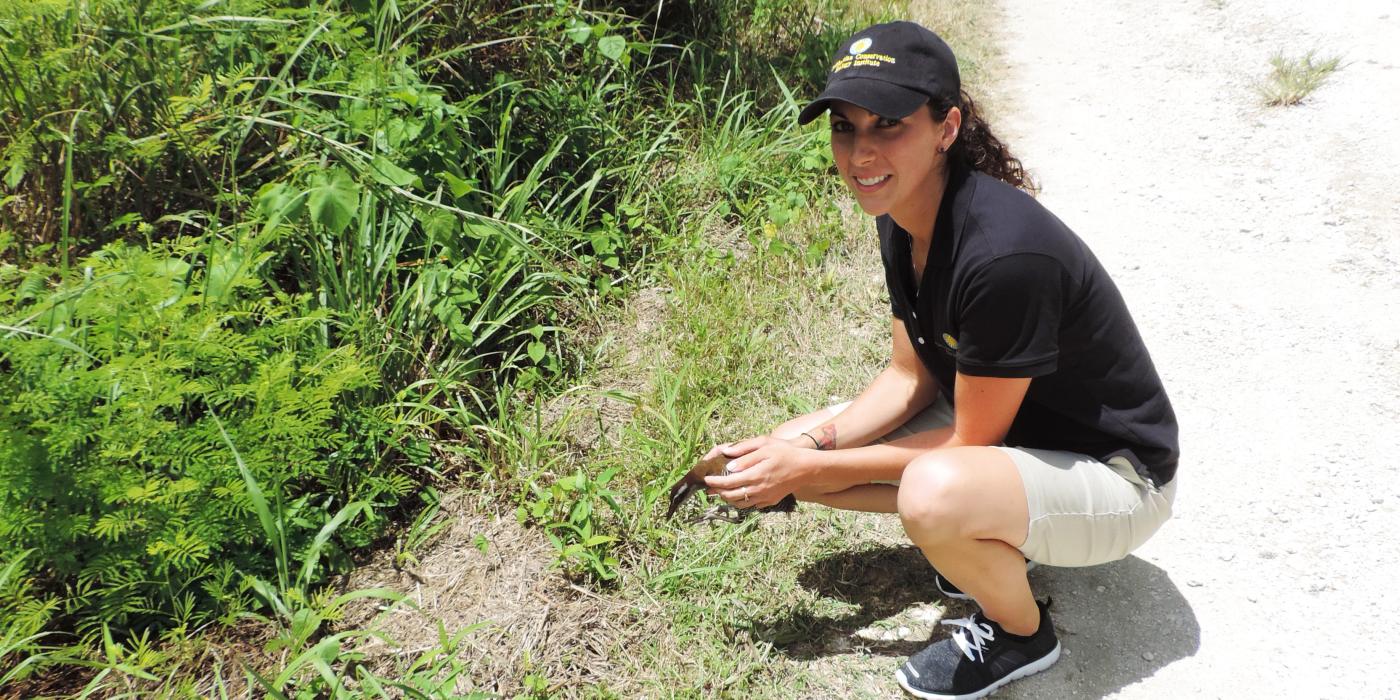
top-left (806, 371), bottom-right (1031, 487)
top-left (804, 317), bottom-right (942, 449)
top-left (703, 369), bottom-right (1031, 508)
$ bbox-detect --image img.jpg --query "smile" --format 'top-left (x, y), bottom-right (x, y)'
top-left (856, 174), bottom-right (890, 186)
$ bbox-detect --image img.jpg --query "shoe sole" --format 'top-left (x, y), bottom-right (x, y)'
top-left (936, 561), bottom-right (1038, 601)
top-left (893, 641), bottom-right (1061, 700)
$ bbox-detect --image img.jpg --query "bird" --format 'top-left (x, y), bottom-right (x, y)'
top-left (666, 452), bottom-right (798, 523)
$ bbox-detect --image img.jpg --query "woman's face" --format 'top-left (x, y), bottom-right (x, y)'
top-left (827, 101), bottom-right (951, 220)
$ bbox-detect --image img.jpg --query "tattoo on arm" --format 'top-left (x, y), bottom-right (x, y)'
top-left (816, 424), bottom-right (836, 450)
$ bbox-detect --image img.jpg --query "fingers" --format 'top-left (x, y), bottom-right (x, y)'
top-left (706, 439), bottom-right (762, 463)
top-left (724, 436), bottom-right (769, 457)
top-left (723, 449), bottom-right (771, 475)
top-left (703, 457), bottom-right (768, 490)
top-left (709, 485), bottom-right (777, 509)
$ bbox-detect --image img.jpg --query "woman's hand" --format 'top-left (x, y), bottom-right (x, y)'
top-left (701, 436), bottom-right (820, 509)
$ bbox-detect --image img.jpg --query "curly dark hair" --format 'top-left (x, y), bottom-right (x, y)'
top-left (930, 90), bottom-right (1038, 194)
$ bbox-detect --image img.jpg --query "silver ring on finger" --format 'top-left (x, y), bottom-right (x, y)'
top-left (741, 487), bottom-right (751, 504)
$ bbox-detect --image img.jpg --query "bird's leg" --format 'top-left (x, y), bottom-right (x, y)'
top-left (690, 503), bottom-right (752, 525)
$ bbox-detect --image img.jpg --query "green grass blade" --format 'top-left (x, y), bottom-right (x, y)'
top-left (214, 414), bottom-right (288, 591)
top-left (295, 501), bottom-right (367, 591)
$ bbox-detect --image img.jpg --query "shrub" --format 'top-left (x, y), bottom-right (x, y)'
top-left (0, 236), bottom-right (399, 636)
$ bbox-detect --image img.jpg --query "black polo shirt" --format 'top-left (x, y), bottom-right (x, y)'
top-left (879, 165), bottom-right (1179, 487)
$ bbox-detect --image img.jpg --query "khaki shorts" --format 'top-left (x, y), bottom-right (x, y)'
top-left (827, 397), bottom-right (1176, 567)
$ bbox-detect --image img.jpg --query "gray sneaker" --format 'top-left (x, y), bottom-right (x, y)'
top-left (896, 599), bottom-right (1060, 699)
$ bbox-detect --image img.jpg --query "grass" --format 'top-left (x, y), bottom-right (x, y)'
top-left (0, 0), bottom-right (1004, 694)
top-left (383, 2), bottom-right (1006, 695)
top-left (1258, 49), bottom-right (1342, 106)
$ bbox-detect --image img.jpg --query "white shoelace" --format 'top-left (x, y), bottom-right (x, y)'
top-left (942, 615), bottom-right (997, 662)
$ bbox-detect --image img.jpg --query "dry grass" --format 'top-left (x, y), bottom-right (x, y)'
top-left (337, 492), bottom-right (665, 697)
top-left (1257, 49), bottom-right (1342, 106)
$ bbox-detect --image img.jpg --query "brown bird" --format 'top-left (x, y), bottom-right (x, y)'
top-left (666, 452), bottom-right (798, 523)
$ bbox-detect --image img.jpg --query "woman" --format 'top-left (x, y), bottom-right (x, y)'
top-left (701, 21), bottom-right (1180, 699)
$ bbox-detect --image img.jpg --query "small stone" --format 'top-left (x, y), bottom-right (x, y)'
top-left (1143, 651), bottom-right (1156, 661)
top-left (911, 608), bottom-right (941, 623)
top-left (1187, 579), bottom-right (1204, 587)
top-left (1219, 553), bottom-right (1235, 562)
top-left (1373, 497), bottom-right (1385, 504)
top-left (1096, 585), bottom-right (1106, 593)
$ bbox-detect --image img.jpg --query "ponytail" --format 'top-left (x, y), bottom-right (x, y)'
top-left (931, 91), bottom-right (1037, 194)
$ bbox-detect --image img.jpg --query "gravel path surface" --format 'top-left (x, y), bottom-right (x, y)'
top-left (988, 0), bottom-right (1400, 697)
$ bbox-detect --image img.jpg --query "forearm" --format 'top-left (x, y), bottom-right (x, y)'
top-left (803, 371), bottom-right (1033, 490)
top-left (806, 364), bottom-right (939, 450)
top-left (809, 428), bottom-right (974, 487)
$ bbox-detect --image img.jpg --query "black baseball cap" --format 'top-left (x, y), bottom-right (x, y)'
top-left (797, 21), bottom-right (960, 125)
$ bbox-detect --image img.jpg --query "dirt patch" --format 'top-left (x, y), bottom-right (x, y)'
top-left (339, 493), bottom-right (662, 696)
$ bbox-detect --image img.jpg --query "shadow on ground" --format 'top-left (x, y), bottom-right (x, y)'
top-left (772, 545), bottom-right (1200, 698)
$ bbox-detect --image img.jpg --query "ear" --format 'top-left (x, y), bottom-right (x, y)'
top-left (942, 106), bottom-right (963, 149)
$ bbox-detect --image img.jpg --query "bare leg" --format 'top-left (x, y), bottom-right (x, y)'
top-left (897, 447), bottom-right (1039, 635)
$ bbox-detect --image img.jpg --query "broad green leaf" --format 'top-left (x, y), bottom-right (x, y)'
top-left (527, 341), bottom-right (545, 363)
top-left (205, 245), bottom-right (245, 305)
top-left (438, 171), bottom-right (475, 198)
top-left (565, 20), bottom-right (592, 45)
top-left (387, 88), bottom-right (420, 107)
top-left (3, 160), bottom-right (22, 189)
top-left (597, 35), bottom-right (626, 62)
top-left (367, 154), bottom-right (418, 188)
top-left (254, 182), bottom-right (305, 227)
top-left (419, 207), bottom-right (457, 241)
top-left (307, 169), bottom-right (359, 235)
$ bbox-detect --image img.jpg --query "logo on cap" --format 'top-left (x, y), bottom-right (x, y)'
top-left (849, 37), bottom-right (873, 55)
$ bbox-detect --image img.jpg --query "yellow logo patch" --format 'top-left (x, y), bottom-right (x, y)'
top-left (831, 38), bottom-right (896, 73)
top-left (942, 333), bottom-right (958, 350)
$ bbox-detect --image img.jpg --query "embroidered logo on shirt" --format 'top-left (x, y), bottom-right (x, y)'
top-left (942, 333), bottom-right (959, 350)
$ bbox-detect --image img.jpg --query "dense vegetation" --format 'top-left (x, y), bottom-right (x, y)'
top-left (0, 0), bottom-right (891, 692)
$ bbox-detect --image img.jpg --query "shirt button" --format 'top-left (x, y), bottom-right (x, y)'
top-left (912, 311), bottom-right (918, 319)
top-left (917, 337), bottom-right (925, 344)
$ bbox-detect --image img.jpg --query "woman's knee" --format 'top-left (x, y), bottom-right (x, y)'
top-left (897, 454), bottom-right (976, 540)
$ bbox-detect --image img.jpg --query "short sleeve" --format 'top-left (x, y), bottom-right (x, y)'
top-left (888, 287), bottom-right (907, 319)
top-left (955, 253), bottom-right (1063, 377)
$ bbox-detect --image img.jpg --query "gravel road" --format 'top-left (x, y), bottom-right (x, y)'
top-left (989, 0), bottom-right (1400, 697)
